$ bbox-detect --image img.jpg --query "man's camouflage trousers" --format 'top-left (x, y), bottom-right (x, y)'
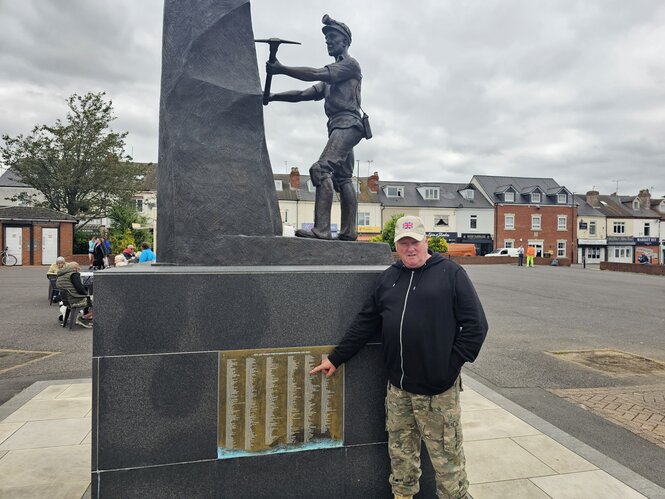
top-left (386, 377), bottom-right (468, 499)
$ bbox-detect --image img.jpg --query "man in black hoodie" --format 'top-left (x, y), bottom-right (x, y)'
top-left (311, 215), bottom-right (488, 499)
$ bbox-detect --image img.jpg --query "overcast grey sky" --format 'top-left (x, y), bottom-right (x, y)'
top-left (1, 0), bottom-right (664, 196)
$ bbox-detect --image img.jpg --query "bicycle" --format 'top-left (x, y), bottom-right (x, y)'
top-left (1, 246), bottom-right (18, 266)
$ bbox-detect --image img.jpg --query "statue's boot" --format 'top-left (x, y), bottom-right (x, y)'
top-left (337, 181), bottom-right (358, 241)
top-left (295, 176), bottom-right (333, 240)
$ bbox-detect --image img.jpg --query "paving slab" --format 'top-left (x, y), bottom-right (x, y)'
top-left (465, 438), bottom-right (556, 483)
top-left (469, 478), bottom-right (551, 499)
top-left (0, 445), bottom-right (90, 488)
top-left (0, 417), bottom-right (90, 451)
top-left (512, 434), bottom-right (598, 474)
top-left (531, 469), bottom-right (647, 499)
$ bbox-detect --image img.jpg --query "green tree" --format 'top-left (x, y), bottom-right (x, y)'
top-left (427, 235), bottom-right (448, 253)
top-left (107, 201), bottom-right (151, 253)
top-left (1, 92), bottom-right (149, 227)
top-left (372, 213), bottom-right (405, 251)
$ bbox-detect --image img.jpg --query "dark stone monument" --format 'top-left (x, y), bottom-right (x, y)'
top-left (91, 1), bottom-right (435, 497)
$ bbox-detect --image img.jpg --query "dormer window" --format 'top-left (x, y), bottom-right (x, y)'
top-left (504, 191), bottom-right (515, 202)
top-left (632, 199), bottom-right (640, 210)
top-left (460, 189), bottom-right (475, 200)
top-left (274, 180), bottom-right (283, 191)
top-left (423, 187), bottom-right (439, 200)
top-left (386, 185), bottom-right (404, 198)
top-left (417, 186), bottom-right (439, 200)
top-left (558, 193), bottom-right (567, 204)
top-left (531, 192), bottom-right (541, 203)
top-left (307, 179), bottom-right (315, 192)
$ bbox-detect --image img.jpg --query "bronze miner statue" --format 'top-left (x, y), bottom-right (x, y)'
top-left (265, 14), bottom-right (371, 241)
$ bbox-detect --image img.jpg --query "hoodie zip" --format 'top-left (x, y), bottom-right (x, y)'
top-left (398, 270), bottom-right (415, 389)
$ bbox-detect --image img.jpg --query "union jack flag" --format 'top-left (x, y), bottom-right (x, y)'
top-left (403, 222), bottom-right (413, 229)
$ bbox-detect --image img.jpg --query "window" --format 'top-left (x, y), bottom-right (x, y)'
top-left (586, 247), bottom-right (601, 260)
top-left (307, 179), bottom-right (315, 192)
top-left (133, 199), bottom-right (143, 213)
top-left (633, 199), bottom-right (640, 210)
top-left (557, 241), bottom-right (566, 257)
top-left (461, 189), bottom-right (475, 200)
top-left (357, 212), bottom-right (370, 226)
top-left (613, 221), bottom-right (625, 234)
top-left (531, 192), bottom-right (541, 203)
top-left (558, 193), bottom-right (567, 204)
top-left (589, 221), bottom-right (596, 235)
top-left (557, 215), bottom-right (567, 230)
top-left (504, 214), bottom-right (515, 229)
top-left (504, 240), bottom-right (514, 248)
top-left (281, 209), bottom-right (289, 223)
top-left (531, 215), bottom-right (541, 230)
top-left (434, 215), bottom-right (449, 227)
top-left (423, 187), bottom-right (440, 200)
top-left (469, 215), bottom-right (477, 229)
top-left (386, 186), bottom-right (404, 198)
top-left (614, 247), bottom-right (632, 259)
top-left (644, 223), bottom-right (650, 236)
top-left (274, 180), bottom-right (283, 191)
top-left (504, 191), bottom-right (515, 202)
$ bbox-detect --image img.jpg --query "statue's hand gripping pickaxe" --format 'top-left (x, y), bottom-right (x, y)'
top-left (255, 38), bottom-right (301, 106)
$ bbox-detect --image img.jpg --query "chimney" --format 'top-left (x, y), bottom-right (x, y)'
top-left (585, 190), bottom-right (599, 207)
top-left (289, 167), bottom-right (300, 189)
top-left (638, 189), bottom-right (651, 209)
top-left (368, 171), bottom-right (379, 193)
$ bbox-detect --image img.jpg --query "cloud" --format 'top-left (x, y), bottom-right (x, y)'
top-left (1, 0), bottom-right (664, 196)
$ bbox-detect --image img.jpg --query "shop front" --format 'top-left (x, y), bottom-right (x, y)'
top-left (634, 237), bottom-right (660, 264)
top-left (577, 239), bottom-right (606, 264)
top-left (459, 233), bottom-right (493, 256)
top-left (606, 236), bottom-right (635, 263)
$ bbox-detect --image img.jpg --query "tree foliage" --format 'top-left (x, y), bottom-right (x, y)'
top-left (1, 92), bottom-right (149, 227)
top-left (427, 235), bottom-right (449, 253)
top-left (107, 201), bottom-right (152, 253)
top-left (371, 213), bottom-right (405, 251)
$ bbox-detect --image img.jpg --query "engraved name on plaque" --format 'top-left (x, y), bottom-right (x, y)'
top-left (218, 346), bottom-right (344, 458)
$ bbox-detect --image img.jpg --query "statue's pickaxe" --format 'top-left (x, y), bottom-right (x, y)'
top-left (255, 38), bottom-right (301, 105)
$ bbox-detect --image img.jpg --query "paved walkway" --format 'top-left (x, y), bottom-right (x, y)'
top-left (0, 376), bottom-right (663, 498)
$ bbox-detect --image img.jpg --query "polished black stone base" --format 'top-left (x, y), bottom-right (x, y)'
top-left (91, 266), bottom-right (435, 498)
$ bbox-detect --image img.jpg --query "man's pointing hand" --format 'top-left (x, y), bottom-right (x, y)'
top-left (309, 357), bottom-right (337, 377)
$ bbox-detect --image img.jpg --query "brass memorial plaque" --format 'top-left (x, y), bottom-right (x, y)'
top-left (218, 346), bottom-right (344, 458)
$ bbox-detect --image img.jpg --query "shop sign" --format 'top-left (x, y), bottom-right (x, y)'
top-left (461, 233), bottom-right (491, 240)
top-left (578, 239), bottom-right (606, 245)
top-left (357, 226), bottom-right (381, 233)
top-left (606, 236), bottom-right (634, 245)
top-left (426, 231), bottom-right (457, 240)
top-left (634, 237), bottom-right (659, 245)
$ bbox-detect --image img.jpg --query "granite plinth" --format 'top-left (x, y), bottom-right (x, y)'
top-left (157, 0), bottom-right (282, 264)
top-left (92, 266), bottom-right (436, 496)
top-left (155, 235), bottom-right (393, 266)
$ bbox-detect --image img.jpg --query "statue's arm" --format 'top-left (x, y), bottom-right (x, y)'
top-left (267, 59), bottom-right (331, 83)
top-left (269, 85), bottom-right (321, 103)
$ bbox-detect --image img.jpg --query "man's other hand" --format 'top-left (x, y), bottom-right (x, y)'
top-left (309, 357), bottom-right (337, 377)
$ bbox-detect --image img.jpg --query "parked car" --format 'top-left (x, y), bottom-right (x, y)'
top-left (485, 248), bottom-right (519, 257)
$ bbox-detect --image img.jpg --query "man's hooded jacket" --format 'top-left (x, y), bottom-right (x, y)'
top-left (328, 252), bottom-right (488, 395)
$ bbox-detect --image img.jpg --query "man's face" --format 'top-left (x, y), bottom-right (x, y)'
top-left (325, 31), bottom-right (347, 57)
top-left (396, 237), bottom-right (430, 269)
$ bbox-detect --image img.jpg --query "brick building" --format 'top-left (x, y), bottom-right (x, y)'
top-left (471, 175), bottom-right (576, 261)
top-left (0, 207), bottom-right (78, 266)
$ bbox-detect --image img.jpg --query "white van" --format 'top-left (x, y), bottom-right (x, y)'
top-left (485, 248), bottom-right (519, 257)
